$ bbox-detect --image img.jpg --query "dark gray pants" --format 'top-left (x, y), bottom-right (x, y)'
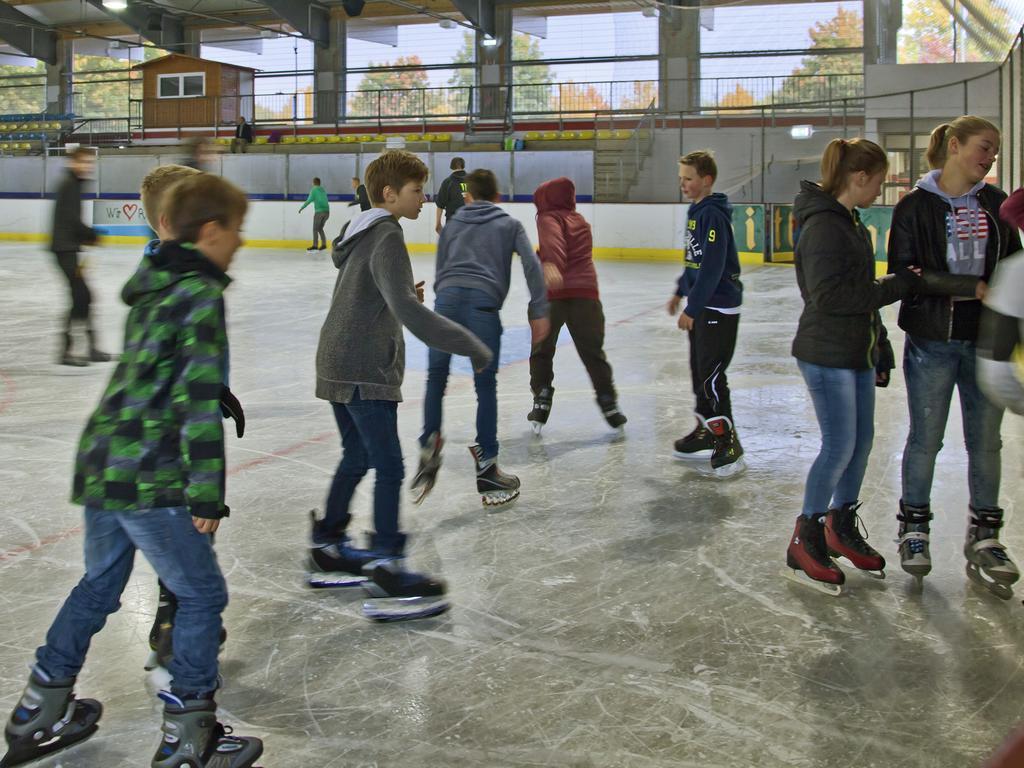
top-left (312, 212), bottom-right (330, 249)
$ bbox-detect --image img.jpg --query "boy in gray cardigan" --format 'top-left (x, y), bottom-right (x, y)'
top-left (309, 150), bottom-right (492, 621)
top-left (411, 169), bottom-right (556, 508)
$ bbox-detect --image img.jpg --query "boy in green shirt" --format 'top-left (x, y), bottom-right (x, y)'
top-left (1, 174), bottom-right (263, 768)
top-left (299, 176), bottom-right (330, 252)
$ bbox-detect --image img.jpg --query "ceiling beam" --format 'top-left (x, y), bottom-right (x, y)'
top-left (449, 0), bottom-right (494, 36)
top-left (0, 0), bottom-right (57, 63)
top-left (84, 0), bottom-right (185, 53)
top-left (259, 0), bottom-right (330, 47)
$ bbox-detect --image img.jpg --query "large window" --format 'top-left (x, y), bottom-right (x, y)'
top-left (345, 21), bottom-right (471, 118)
top-left (72, 40), bottom-right (167, 119)
top-left (898, 0), bottom-right (1023, 62)
top-left (700, 2), bottom-right (863, 108)
top-left (510, 12), bottom-right (659, 114)
top-left (0, 55), bottom-right (46, 115)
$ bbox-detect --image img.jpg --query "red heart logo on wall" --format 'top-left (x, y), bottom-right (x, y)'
top-left (122, 204), bottom-right (138, 220)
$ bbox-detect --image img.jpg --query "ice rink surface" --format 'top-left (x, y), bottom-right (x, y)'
top-left (1, 241), bottom-right (1022, 768)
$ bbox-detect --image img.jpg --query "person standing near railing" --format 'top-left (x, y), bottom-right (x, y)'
top-left (231, 115), bottom-right (253, 153)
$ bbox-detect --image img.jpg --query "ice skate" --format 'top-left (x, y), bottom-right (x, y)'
top-left (782, 513), bottom-right (845, 596)
top-left (964, 507), bottom-right (1019, 601)
top-left (597, 395), bottom-right (627, 433)
top-left (527, 387), bottom-right (553, 435)
top-left (1, 669), bottom-right (102, 768)
top-left (152, 691), bottom-right (262, 768)
top-left (897, 501), bottom-right (932, 583)
top-left (410, 432), bottom-right (443, 505)
top-left (469, 444), bottom-right (520, 508)
top-left (361, 558), bottom-right (449, 621)
top-left (825, 502), bottom-right (885, 579)
top-left (706, 416), bottom-right (746, 478)
top-left (145, 582), bottom-right (178, 671)
top-left (307, 510), bottom-right (374, 588)
top-left (673, 417), bottom-right (715, 460)
top-left (58, 325), bottom-right (89, 367)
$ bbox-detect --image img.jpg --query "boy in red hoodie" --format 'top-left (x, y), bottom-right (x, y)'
top-left (528, 177), bottom-right (627, 433)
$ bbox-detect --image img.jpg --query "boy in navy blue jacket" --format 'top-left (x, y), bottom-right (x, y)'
top-left (667, 150), bottom-right (745, 476)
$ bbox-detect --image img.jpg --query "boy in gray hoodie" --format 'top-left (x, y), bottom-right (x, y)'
top-left (411, 169), bottom-right (556, 508)
top-left (309, 150), bottom-right (492, 621)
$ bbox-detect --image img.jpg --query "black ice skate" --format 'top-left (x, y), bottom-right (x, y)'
top-left (361, 558), bottom-right (449, 622)
top-left (598, 395), bottom-right (627, 433)
top-left (527, 387), bottom-right (553, 435)
top-left (706, 416), bottom-right (746, 477)
top-left (307, 510), bottom-right (375, 588)
top-left (410, 431), bottom-right (443, 505)
top-left (673, 417), bottom-right (716, 460)
top-left (152, 691), bottom-right (262, 768)
top-left (145, 581), bottom-right (178, 671)
top-left (58, 324), bottom-right (89, 367)
top-left (964, 506), bottom-right (1020, 601)
top-left (1, 669), bottom-right (102, 768)
top-left (897, 501), bottom-right (932, 582)
top-left (469, 444), bottom-right (520, 508)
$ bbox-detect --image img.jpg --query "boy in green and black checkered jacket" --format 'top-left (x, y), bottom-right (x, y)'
top-left (1, 173), bottom-right (265, 768)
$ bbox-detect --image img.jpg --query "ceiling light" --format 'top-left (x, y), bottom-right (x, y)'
top-left (642, 7), bottom-right (657, 17)
top-left (481, 35), bottom-right (499, 47)
top-left (790, 125), bottom-right (814, 140)
top-left (439, 19), bottom-right (456, 29)
top-left (103, 0), bottom-right (129, 10)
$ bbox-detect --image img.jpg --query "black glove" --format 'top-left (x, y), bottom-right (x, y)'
top-left (220, 386), bottom-right (245, 438)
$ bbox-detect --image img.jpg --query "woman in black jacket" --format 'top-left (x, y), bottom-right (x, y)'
top-left (888, 115), bottom-right (1020, 597)
top-left (785, 138), bottom-right (921, 595)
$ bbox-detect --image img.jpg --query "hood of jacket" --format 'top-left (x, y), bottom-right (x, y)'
top-left (916, 169), bottom-right (986, 204)
top-left (449, 201), bottom-right (509, 225)
top-left (689, 191), bottom-right (733, 220)
top-left (794, 180), bottom-right (852, 225)
top-left (334, 208), bottom-right (397, 268)
top-left (534, 177), bottom-right (576, 213)
top-left (121, 239), bottom-right (230, 306)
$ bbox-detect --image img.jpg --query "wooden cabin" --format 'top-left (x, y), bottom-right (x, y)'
top-left (133, 54), bottom-right (256, 129)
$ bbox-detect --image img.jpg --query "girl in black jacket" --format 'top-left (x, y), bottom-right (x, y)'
top-left (785, 138), bottom-right (921, 595)
top-left (888, 115), bottom-right (1020, 597)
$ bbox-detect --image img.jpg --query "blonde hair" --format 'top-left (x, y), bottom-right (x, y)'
top-left (365, 150), bottom-right (429, 204)
top-left (820, 138), bottom-right (888, 196)
top-left (926, 115), bottom-right (1000, 170)
top-left (679, 150), bottom-right (718, 182)
top-left (163, 174), bottom-right (248, 243)
top-left (140, 164), bottom-right (202, 232)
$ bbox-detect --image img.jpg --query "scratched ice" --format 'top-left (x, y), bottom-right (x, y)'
top-left (0, 243), bottom-right (1021, 767)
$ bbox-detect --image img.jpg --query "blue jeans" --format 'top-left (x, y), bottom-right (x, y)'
top-left (36, 507), bottom-right (227, 696)
top-left (798, 361), bottom-right (876, 517)
top-left (325, 390), bottom-right (406, 555)
top-left (421, 286), bottom-right (503, 460)
top-left (902, 334), bottom-right (1003, 509)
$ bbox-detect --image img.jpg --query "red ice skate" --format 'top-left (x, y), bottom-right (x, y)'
top-left (825, 502), bottom-right (885, 578)
top-left (784, 512), bottom-right (845, 596)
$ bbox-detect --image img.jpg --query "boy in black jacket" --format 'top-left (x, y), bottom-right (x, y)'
top-left (50, 147), bottom-right (112, 366)
top-left (667, 151), bottom-right (745, 476)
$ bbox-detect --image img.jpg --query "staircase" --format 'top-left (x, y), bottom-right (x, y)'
top-left (593, 101), bottom-right (656, 202)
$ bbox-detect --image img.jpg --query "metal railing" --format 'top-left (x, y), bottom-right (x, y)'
top-left (72, 72), bottom-right (869, 133)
